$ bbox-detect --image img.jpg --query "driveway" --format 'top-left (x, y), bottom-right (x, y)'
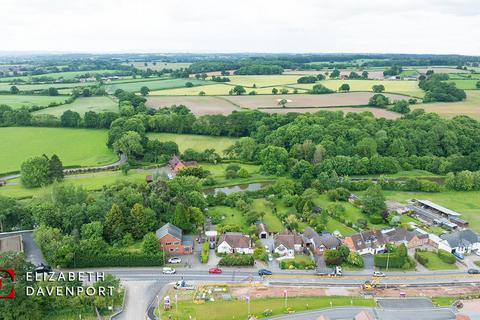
top-left (376, 297), bottom-right (434, 309)
top-left (0, 230), bottom-right (45, 266)
top-left (363, 254), bottom-right (374, 271)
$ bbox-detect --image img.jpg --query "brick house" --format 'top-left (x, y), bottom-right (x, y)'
top-left (168, 155), bottom-right (197, 176)
top-left (155, 223), bottom-right (193, 255)
top-left (382, 228), bottom-right (429, 249)
top-left (343, 230), bottom-right (386, 255)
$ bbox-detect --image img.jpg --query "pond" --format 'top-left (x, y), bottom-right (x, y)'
top-left (204, 181), bottom-right (272, 195)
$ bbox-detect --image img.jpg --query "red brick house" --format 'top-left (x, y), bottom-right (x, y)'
top-left (155, 223), bottom-right (193, 255)
top-left (168, 155), bottom-right (197, 176)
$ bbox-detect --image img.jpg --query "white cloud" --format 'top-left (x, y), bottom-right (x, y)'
top-left (0, 0), bottom-right (479, 54)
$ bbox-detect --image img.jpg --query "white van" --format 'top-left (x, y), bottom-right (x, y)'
top-left (162, 267), bottom-right (176, 274)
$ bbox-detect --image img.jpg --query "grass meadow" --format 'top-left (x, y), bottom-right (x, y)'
top-left (0, 127), bottom-right (116, 174)
top-left (413, 90), bottom-right (480, 119)
top-left (0, 69), bottom-right (124, 83)
top-left (33, 96), bottom-right (118, 117)
top-left (0, 94), bottom-right (69, 109)
top-left (105, 78), bottom-right (210, 93)
top-left (146, 133), bottom-right (238, 153)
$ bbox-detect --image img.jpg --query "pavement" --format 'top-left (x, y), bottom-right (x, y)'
top-left (0, 230), bottom-right (45, 266)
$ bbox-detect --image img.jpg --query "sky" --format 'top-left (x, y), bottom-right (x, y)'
top-left (1, 0), bottom-right (479, 55)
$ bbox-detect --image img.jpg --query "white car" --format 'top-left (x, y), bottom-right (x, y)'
top-left (268, 254), bottom-right (273, 262)
top-left (162, 267), bottom-right (176, 274)
top-left (373, 271), bottom-right (386, 277)
top-left (168, 257), bottom-right (182, 264)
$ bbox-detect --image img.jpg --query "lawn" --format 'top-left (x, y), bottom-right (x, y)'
top-left (415, 251), bottom-right (458, 270)
top-left (380, 190), bottom-right (480, 233)
top-left (252, 199), bottom-right (284, 233)
top-left (412, 90), bottom-right (480, 119)
top-left (33, 96), bottom-right (118, 117)
top-left (200, 162), bottom-right (273, 187)
top-left (147, 133), bottom-right (238, 153)
top-left (209, 206), bottom-right (246, 230)
top-left (0, 170), bottom-right (147, 199)
top-left (105, 78), bottom-right (210, 93)
top-left (158, 295), bottom-right (375, 320)
top-left (0, 94), bottom-right (69, 109)
top-left (0, 127), bottom-right (117, 174)
top-left (325, 218), bottom-right (356, 236)
top-left (291, 79), bottom-right (424, 98)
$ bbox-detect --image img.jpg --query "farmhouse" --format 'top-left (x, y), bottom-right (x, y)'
top-left (302, 227), bottom-right (340, 254)
top-left (343, 230), bottom-right (386, 255)
top-left (168, 155), bottom-right (198, 176)
top-left (0, 234), bottom-right (23, 253)
top-left (273, 230), bottom-right (304, 257)
top-left (382, 228), bottom-right (429, 249)
top-left (438, 229), bottom-right (480, 254)
top-left (217, 232), bottom-right (253, 254)
top-left (155, 223), bottom-right (193, 255)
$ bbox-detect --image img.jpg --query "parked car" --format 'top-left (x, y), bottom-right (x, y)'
top-left (268, 254), bottom-right (273, 262)
top-left (453, 251), bottom-right (464, 260)
top-left (168, 257), bottom-right (182, 264)
top-left (35, 263), bottom-right (52, 274)
top-left (258, 269), bottom-right (272, 276)
top-left (162, 267), bottom-right (176, 274)
top-left (467, 268), bottom-right (479, 274)
top-left (373, 271), bottom-right (386, 277)
top-left (208, 267), bottom-right (222, 274)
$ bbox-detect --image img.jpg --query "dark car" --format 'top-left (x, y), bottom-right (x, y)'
top-left (467, 268), bottom-right (479, 274)
top-left (35, 263), bottom-right (52, 274)
top-left (258, 269), bottom-right (272, 276)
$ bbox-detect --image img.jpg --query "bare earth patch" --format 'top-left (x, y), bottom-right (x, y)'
top-left (146, 96), bottom-right (240, 115)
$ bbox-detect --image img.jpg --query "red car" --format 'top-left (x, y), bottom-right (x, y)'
top-left (208, 267), bottom-right (222, 274)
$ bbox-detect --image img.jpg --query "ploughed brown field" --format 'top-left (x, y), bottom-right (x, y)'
top-left (146, 93), bottom-right (406, 119)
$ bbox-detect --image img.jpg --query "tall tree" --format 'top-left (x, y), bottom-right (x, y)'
top-left (104, 203), bottom-right (126, 242)
top-left (49, 154), bottom-right (64, 181)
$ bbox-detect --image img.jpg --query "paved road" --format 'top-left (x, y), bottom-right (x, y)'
top-left (0, 230), bottom-right (45, 265)
top-left (0, 153), bottom-right (127, 182)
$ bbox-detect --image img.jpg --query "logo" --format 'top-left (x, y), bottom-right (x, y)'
top-left (0, 269), bottom-right (15, 299)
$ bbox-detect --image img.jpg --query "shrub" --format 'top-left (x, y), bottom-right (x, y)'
top-left (218, 253), bottom-right (254, 266)
top-left (201, 241), bottom-right (209, 264)
top-left (346, 251), bottom-right (364, 267)
top-left (75, 251), bottom-right (164, 268)
top-left (414, 251), bottom-right (429, 266)
top-left (437, 249), bottom-right (456, 264)
top-left (368, 215), bottom-right (384, 224)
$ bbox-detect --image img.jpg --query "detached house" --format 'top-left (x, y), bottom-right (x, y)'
top-left (382, 228), bottom-right (429, 249)
top-left (155, 223), bottom-right (193, 255)
top-left (168, 155), bottom-right (197, 177)
top-left (438, 229), bottom-right (480, 254)
top-left (343, 230), bottom-right (386, 255)
top-left (217, 232), bottom-right (253, 254)
top-left (273, 230), bottom-right (304, 257)
top-left (302, 227), bottom-right (340, 254)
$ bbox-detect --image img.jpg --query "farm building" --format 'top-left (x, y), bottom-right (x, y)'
top-left (343, 230), bottom-right (386, 255)
top-left (155, 223), bottom-right (193, 255)
top-left (217, 232), bottom-right (253, 254)
top-left (273, 230), bottom-right (304, 257)
top-left (407, 199), bottom-right (468, 229)
top-left (382, 228), bottom-right (429, 249)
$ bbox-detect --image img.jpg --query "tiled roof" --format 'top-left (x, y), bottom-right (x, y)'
top-left (440, 229), bottom-right (480, 248)
top-left (274, 230), bottom-right (303, 250)
top-left (347, 230), bottom-right (386, 251)
top-left (219, 232), bottom-right (251, 249)
top-left (156, 223), bottom-right (183, 241)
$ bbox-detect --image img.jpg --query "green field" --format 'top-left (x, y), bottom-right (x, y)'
top-left (227, 75), bottom-right (301, 87)
top-left (415, 251), bottom-right (458, 270)
top-left (123, 62), bottom-right (191, 71)
top-left (33, 96), bottom-right (118, 117)
top-left (0, 94), bottom-right (69, 109)
top-left (147, 133), bottom-right (237, 153)
top-left (105, 78), bottom-right (210, 93)
top-left (0, 170), bottom-right (147, 199)
top-left (445, 79), bottom-right (479, 90)
top-left (0, 81), bottom-right (93, 92)
top-left (0, 69), bottom-right (125, 83)
top-left (150, 83), bottom-right (305, 96)
top-left (252, 199), bottom-right (284, 233)
top-left (380, 190), bottom-right (480, 233)
top-left (158, 295), bottom-right (375, 320)
top-left (292, 80), bottom-right (424, 98)
top-left (200, 162), bottom-right (271, 187)
top-left (0, 127), bottom-right (116, 174)
top-left (209, 206), bottom-right (246, 229)
top-left (413, 90), bottom-right (480, 119)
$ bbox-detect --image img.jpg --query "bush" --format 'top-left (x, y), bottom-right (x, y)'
top-left (279, 256), bottom-right (316, 270)
top-left (437, 249), bottom-right (456, 264)
top-left (414, 251), bottom-right (429, 266)
top-left (218, 253), bottom-right (254, 266)
top-left (201, 241), bottom-right (209, 264)
top-left (368, 215), bottom-right (384, 224)
top-left (346, 251), bottom-right (364, 268)
top-left (75, 251), bottom-right (164, 268)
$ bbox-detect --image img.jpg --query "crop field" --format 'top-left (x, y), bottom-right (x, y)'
top-left (33, 96), bottom-right (118, 117)
top-left (146, 133), bottom-right (238, 152)
top-left (412, 90), bottom-right (480, 119)
top-left (445, 79), bottom-right (479, 90)
top-left (291, 80), bottom-right (424, 97)
top-left (0, 127), bottom-right (117, 174)
top-left (0, 94), bottom-right (69, 109)
top-left (226, 75), bottom-right (301, 87)
top-left (0, 81), bottom-right (92, 92)
top-left (415, 67), bottom-right (470, 74)
top-left (104, 78), bottom-right (209, 93)
top-left (283, 69), bottom-right (385, 79)
top-left (223, 92), bottom-right (408, 109)
top-left (122, 62), bottom-right (191, 71)
top-left (149, 83), bottom-right (306, 96)
top-left (146, 96), bottom-right (240, 115)
top-left (260, 106), bottom-right (401, 119)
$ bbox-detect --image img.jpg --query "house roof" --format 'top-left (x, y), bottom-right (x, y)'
top-left (168, 155), bottom-right (182, 168)
top-left (219, 232), bottom-right (251, 249)
top-left (303, 227), bottom-right (340, 249)
top-left (274, 230), bottom-right (303, 250)
top-left (156, 223), bottom-right (183, 241)
top-left (346, 230), bottom-right (386, 251)
top-left (440, 229), bottom-right (480, 248)
top-left (383, 228), bottom-right (428, 243)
